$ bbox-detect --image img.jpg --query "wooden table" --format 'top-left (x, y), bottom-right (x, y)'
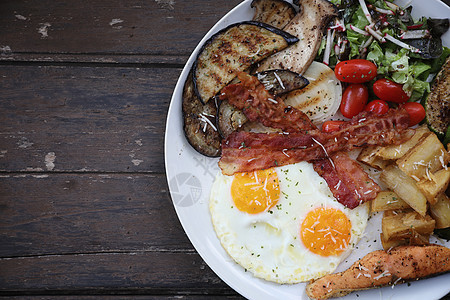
top-left (0, 0), bottom-right (244, 298)
top-left (0, 1), bottom-right (449, 299)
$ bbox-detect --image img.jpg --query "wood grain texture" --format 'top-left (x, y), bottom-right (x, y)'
top-left (0, 65), bottom-right (176, 173)
top-left (0, 252), bottom-right (235, 294)
top-left (0, 174), bottom-right (192, 257)
top-left (0, 0), bottom-right (242, 63)
top-left (2, 0), bottom-right (448, 299)
top-left (0, 0), bottom-right (247, 297)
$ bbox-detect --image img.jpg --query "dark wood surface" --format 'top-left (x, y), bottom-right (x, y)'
top-left (0, 0), bottom-right (244, 298)
top-left (1, 0), bottom-right (449, 299)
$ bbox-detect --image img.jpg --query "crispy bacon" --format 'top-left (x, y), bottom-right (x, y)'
top-left (219, 72), bottom-right (315, 133)
top-left (217, 72), bottom-right (413, 209)
top-left (219, 108), bottom-right (413, 176)
top-left (313, 152), bottom-right (380, 209)
top-left (220, 132), bottom-right (325, 174)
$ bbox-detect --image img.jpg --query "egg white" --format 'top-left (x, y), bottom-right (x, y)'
top-left (209, 161), bottom-right (369, 284)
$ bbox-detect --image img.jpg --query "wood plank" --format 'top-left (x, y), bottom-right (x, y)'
top-left (0, 54), bottom-right (190, 65)
top-left (0, 65), bottom-right (180, 173)
top-left (0, 0), bottom-right (242, 60)
top-left (0, 173), bottom-right (198, 257)
top-left (2, 296), bottom-right (243, 299)
top-left (0, 251), bottom-right (241, 296)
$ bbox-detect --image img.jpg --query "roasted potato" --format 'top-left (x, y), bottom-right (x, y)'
top-left (382, 210), bottom-right (435, 242)
top-left (357, 146), bottom-right (390, 170)
top-left (396, 133), bottom-right (449, 181)
top-left (371, 191), bottom-right (410, 212)
top-left (417, 168), bottom-right (450, 205)
top-left (380, 165), bottom-right (428, 216)
top-left (376, 125), bottom-right (430, 160)
top-left (429, 193), bottom-right (450, 229)
top-left (380, 233), bottom-right (408, 250)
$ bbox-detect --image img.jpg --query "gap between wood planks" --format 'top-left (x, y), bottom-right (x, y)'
top-left (0, 59), bottom-right (185, 69)
top-left (0, 248), bottom-right (198, 260)
top-left (0, 53), bottom-right (190, 66)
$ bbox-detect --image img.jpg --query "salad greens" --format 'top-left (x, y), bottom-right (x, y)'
top-left (316, 0), bottom-right (449, 102)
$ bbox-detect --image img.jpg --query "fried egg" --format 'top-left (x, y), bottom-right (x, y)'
top-left (209, 161), bottom-right (369, 284)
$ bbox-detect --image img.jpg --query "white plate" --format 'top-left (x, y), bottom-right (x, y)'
top-left (164, 1), bottom-right (450, 299)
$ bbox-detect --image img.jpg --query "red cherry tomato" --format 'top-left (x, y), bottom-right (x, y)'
top-left (335, 59), bottom-right (377, 83)
top-left (340, 84), bottom-right (369, 118)
top-left (364, 100), bottom-right (389, 115)
top-left (373, 78), bottom-right (409, 103)
top-left (322, 120), bottom-right (346, 132)
top-left (402, 102), bottom-right (425, 126)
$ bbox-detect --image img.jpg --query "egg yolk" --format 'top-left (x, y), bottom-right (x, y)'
top-left (231, 168), bottom-right (280, 214)
top-left (300, 207), bottom-right (351, 257)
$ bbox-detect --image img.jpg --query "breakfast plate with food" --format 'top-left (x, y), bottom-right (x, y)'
top-left (165, 0), bottom-right (450, 299)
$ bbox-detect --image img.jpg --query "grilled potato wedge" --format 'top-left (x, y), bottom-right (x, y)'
top-left (251, 0), bottom-right (296, 29)
top-left (416, 168), bottom-right (450, 205)
top-left (396, 132), bottom-right (449, 181)
top-left (379, 165), bottom-right (428, 216)
top-left (357, 145), bottom-right (390, 170)
top-left (182, 72), bottom-right (221, 157)
top-left (381, 210), bottom-right (435, 243)
top-left (375, 125), bottom-right (431, 160)
top-left (371, 191), bottom-right (410, 212)
top-left (429, 193), bottom-right (450, 230)
top-left (193, 21), bottom-right (298, 104)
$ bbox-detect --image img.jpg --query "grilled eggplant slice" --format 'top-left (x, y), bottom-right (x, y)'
top-left (217, 100), bottom-right (248, 139)
top-left (251, 0), bottom-right (297, 29)
top-left (256, 69), bottom-right (309, 96)
top-left (256, 0), bottom-right (338, 75)
top-left (217, 69), bottom-right (309, 138)
top-left (182, 72), bottom-right (221, 157)
top-left (425, 56), bottom-right (449, 140)
top-left (192, 21), bottom-right (298, 104)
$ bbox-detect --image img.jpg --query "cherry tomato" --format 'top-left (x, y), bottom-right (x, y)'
top-left (335, 59), bottom-right (377, 83)
top-left (373, 78), bottom-right (409, 103)
top-left (364, 100), bottom-right (389, 115)
top-left (322, 120), bottom-right (346, 132)
top-left (340, 84), bottom-right (369, 118)
top-left (402, 102), bottom-right (426, 127)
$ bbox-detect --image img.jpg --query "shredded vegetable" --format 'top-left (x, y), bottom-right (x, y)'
top-left (315, 0), bottom-right (449, 102)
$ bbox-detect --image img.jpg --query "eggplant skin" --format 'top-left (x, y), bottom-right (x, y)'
top-left (251, 0), bottom-right (297, 29)
top-left (217, 100), bottom-right (248, 139)
top-left (192, 21), bottom-right (298, 105)
top-left (255, 69), bottom-right (309, 96)
top-left (425, 56), bottom-right (450, 138)
top-left (182, 72), bottom-right (221, 157)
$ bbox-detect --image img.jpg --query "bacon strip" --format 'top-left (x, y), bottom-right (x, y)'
top-left (312, 152), bottom-right (380, 209)
top-left (220, 131), bottom-right (325, 174)
top-left (219, 108), bottom-right (413, 176)
top-left (219, 72), bottom-right (315, 133)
